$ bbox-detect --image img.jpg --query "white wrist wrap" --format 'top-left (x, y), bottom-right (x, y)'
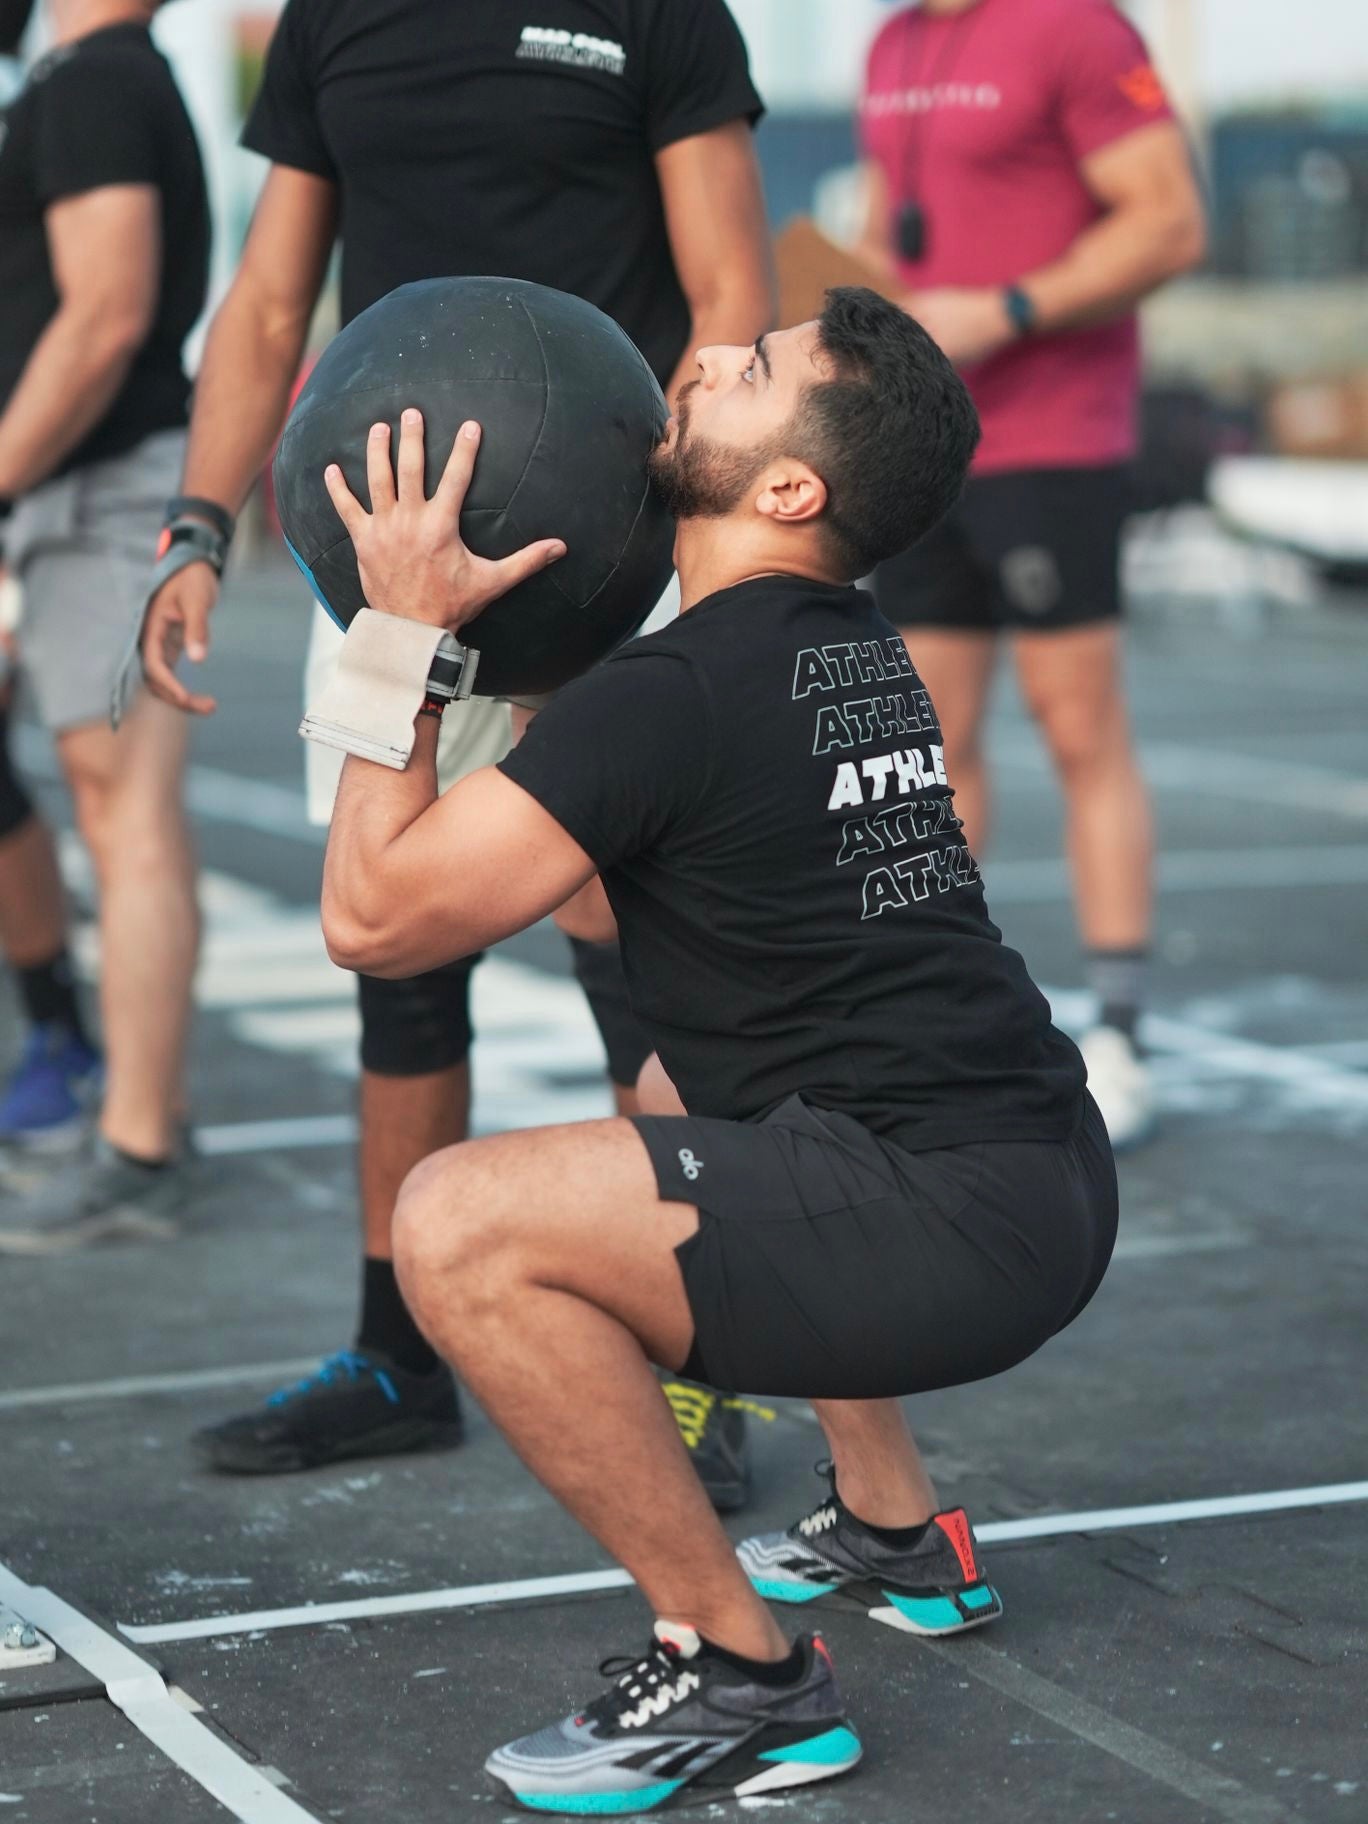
top-left (299, 609), bottom-right (467, 770)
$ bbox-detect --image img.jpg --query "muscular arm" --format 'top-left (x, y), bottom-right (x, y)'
top-left (322, 721), bottom-right (599, 977)
top-left (0, 186), bottom-right (159, 496)
top-left (140, 165), bottom-right (337, 712)
top-left (1018, 121), bottom-right (1206, 332)
top-left (656, 121), bottom-right (775, 406)
top-left (179, 164), bottom-right (338, 513)
top-left (903, 121), bottom-right (1205, 365)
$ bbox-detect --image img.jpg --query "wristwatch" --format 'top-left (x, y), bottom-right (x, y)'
top-left (1002, 283), bottom-right (1038, 338)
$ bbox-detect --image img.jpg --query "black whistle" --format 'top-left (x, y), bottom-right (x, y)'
top-left (897, 201), bottom-right (927, 263)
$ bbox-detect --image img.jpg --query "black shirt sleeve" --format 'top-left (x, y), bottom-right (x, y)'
top-left (496, 649), bottom-right (714, 870)
top-left (240, 0), bottom-right (335, 180)
top-left (642, 0), bottom-right (765, 154)
top-left (32, 51), bottom-right (161, 203)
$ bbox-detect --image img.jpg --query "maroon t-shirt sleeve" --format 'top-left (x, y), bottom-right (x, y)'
top-left (1054, 1), bottom-right (1175, 164)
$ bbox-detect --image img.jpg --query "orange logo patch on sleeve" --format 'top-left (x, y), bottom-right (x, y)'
top-left (1117, 63), bottom-right (1167, 112)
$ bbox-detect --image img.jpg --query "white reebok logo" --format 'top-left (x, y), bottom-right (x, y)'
top-left (677, 1149), bottom-right (703, 1182)
top-left (517, 26), bottom-right (626, 75)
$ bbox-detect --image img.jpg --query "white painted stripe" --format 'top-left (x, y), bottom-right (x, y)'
top-left (0, 1562), bottom-right (320, 1823)
top-left (196, 1114), bottom-right (357, 1155)
top-left (0, 1361), bottom-right (320, 1414)
top-left (120, 1479), bottom-right (1368, 1646)
top-left (123, 1568), bottom-right (636, 1643)
top-left (986, 843), bottom-right (1368, 905)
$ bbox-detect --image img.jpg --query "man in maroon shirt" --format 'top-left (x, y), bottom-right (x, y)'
top-left (856, 0), bottom-right (1205, 1146)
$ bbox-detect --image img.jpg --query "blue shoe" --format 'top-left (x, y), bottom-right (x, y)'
top-left (485, 1622), bottom-right (861, 1814)
top-left (192, 1348), bottom-right (464, 1474)
top-left (0, 1024), bottom-right (102, 1151)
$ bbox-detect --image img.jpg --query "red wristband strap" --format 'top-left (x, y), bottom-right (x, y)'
top-left (417, 692), bottom-right (447, 721)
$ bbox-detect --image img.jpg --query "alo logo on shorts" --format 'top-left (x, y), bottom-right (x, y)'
top-left (517, 25), bottom-right (626, 76)
top-left (677, 1149), bottom-right (704, 1182)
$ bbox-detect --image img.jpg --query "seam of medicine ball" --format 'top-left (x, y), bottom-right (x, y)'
top-left (500, 293), bottom-right (554, 529)
top-left (279, 378), bottom-right (550, 451)
top-left (572, 471), bottom-right (661, 610)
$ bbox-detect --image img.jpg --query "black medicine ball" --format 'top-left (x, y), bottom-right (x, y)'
top-left (273, 277), bottom-right (676, 698)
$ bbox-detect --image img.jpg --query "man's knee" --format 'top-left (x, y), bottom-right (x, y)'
top-left (393, 1143), bottom-right (518, 1310)
top-left (1031, 693), bottom-right (1126, 778)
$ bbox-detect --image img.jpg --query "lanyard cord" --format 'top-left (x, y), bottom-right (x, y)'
top-left (895, 1), bottom-right (990, 206)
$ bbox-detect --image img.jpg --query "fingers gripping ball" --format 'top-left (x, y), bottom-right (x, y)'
top-left (273, 277), bottom-right (676, 698)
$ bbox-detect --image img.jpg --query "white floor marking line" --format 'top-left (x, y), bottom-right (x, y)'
top-left (985, 843), bottom-right (1368, 904)
top-left (120, 1479), bottom-right (1368, 1647)
top-left (0, 1562), bottom-right (321, 1824)
top-left (933, 1639), bottom-right (1289, 1824)
top-left (123, 1567), bottom-right (637, 1644)
top-left (0, 1361), bottom-right (320, 1414)
top-left (196, 1114), bottom-right (358, 1156)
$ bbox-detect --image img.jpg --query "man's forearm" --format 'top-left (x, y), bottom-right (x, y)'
top-left (1019, 202), bottom-right (1204, 334)
top-left (323, 714), bottom-right (441, 951)
top-left (179, 275), bottom-right (317, 516)
top-left (0, 307), bottom-right (140, 495)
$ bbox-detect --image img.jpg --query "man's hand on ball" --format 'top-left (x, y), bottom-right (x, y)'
top-left (324, 409), bottom-right (566, 632)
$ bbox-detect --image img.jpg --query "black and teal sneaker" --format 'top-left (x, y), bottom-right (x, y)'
top-left (737, 1472), bottom-right (1002, 1637)
top-left (192, 1349), bottom-right (463, 1474)
top-left (485, 1621), bottom-right (861, 1814)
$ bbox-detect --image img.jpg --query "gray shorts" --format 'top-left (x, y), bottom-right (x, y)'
top-left (6, 428), bottom-right (185, 732)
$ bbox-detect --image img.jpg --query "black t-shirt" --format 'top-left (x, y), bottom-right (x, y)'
top-left (0, 24), bottom-right (209, 472)
top-left (500, 577), bottom-right (1086, 1152)
top-left (241, 0), bottom-right (762, 383)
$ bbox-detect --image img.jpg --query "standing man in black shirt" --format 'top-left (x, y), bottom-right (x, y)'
top-left (0, 0), bottom-right (209, 1248)
top-left (317, 287), bottom-right (1116, 1813)
top-left (136, 0), bottom-right (774, 1499)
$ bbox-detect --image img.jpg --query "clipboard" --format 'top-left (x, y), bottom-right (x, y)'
top-left (773, 216), bottom-right (900, 330)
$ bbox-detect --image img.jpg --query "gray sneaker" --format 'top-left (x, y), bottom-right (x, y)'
top-left (0, 1135), bottom-right (195, 1256)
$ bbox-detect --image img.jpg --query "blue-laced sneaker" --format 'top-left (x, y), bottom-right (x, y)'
top-left (737, 1467), bottom-right (1002, 1637)
top-left (0, 1023), bottom-right (102, 1151)
top-left (485, 1621), bottom-right (861, 1814)
top-left (192, 1348), bottom-right (464, 1474)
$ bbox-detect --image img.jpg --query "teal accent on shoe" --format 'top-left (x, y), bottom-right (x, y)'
top-left (750, 1575), bottom-right (827, 1604)
top-left (512, 1780), bottom-right (684, 1814)
top-left (882, 1590), bottom-right (966, 1630)
top-left (759, 1725), bottom-right (862, 1768)
top-left (960, 1584), bottom-right (999, 1613)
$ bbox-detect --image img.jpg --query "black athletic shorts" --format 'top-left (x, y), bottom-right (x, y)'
top-left (874, 464), bottom-right (1134, 634)
top-left (633, 1093), bottom-right (1117, 1401)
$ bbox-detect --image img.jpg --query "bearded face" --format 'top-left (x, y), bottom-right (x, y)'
top-left (647, 382), bottom-right (783, 522)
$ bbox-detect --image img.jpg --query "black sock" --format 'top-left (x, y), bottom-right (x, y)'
top-left (356, 1255), bottom-right (440, 1376)
top-left (857, 1513), bottom-right (935, 1549)
top-left (1085, 946), bottom-right (1149, 1042)
top-left (701, 1636), bottom-right (807, 1685)
top-left (16, 949), bottom-right (90, 1046)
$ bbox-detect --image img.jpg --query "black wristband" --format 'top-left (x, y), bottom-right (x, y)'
top-left (165, 495), bottom-right (235, 545)
top-left (1002, 284), bottom-right (1037, 337)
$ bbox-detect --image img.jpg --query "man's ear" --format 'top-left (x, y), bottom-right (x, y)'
top-left (754, 460), bottom-right (828, 528)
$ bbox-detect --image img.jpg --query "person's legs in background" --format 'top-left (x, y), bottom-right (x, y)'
top-left (880, 468), bottom-right (1155, 1147)
top-left (193, 961), bottom-right (474, 1473)
top-left (0, 700), bottom-right (101, 1151)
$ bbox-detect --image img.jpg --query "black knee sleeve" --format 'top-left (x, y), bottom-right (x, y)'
top-left (0, 705), bottom-right (35, 842)
top-left (569, 935), bottom-right (653, 1090)
top-left (357, 954), bottom-right (480, 1076)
